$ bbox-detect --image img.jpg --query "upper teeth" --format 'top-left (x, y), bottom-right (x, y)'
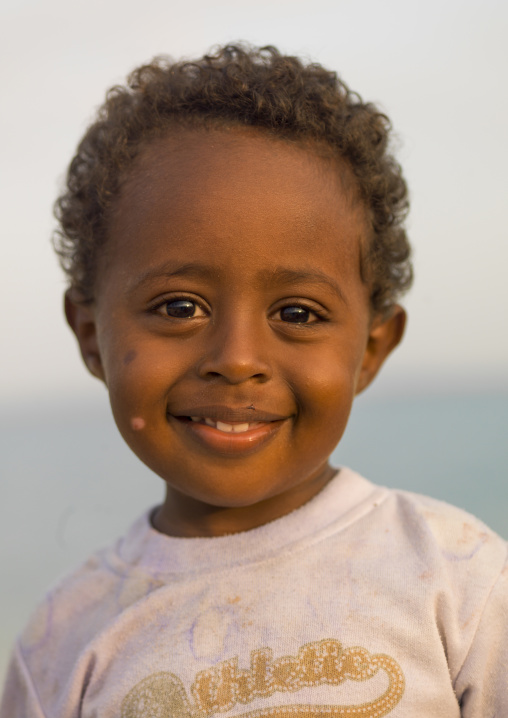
top-left (190, 417), bottom-right (251, 433)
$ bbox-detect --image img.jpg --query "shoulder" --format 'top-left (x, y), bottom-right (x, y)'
top-left (19, 550), bottom-right (119, 652)
top-left (339, 472), bottom-right (508, 622)
top-left (377, 489), bottom-right (508, 713)
top-left (337, 468), bottom-right (507, 568)
top-left (349, 477), bottom-right (508, 693)
top-left (383, 484), bottom-right (507, 564)
top-left (376, 484), bottom-right (508, 645)
top-left (15, 511), bottom-right (161, 699)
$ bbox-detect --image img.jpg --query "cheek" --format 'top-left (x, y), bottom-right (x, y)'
top-left (288, 341), bottom-right (366, 455)
top-left (105, 358), bottom-right (168, 471)
top-left (105, 350), bottom-right (168, 429)
top-left (103, 329), bottom-right (174, 395)
top-left (294, 345), bottom-right (360, 411)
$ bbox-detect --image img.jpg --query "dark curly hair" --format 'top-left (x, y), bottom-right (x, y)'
top-left (53, 43), bottom-right (412, 312)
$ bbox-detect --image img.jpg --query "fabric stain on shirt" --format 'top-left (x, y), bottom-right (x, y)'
top-left (189, 605), bottom-right (236, 661)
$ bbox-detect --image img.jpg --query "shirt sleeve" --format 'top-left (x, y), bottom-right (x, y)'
top-left (0, 644), bottom-right (47, 718)
top-left (455, 551), bottom-right (508, 716)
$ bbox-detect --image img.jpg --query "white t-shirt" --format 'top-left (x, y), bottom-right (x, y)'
top-left (1, 468), bottom-right (507, 717)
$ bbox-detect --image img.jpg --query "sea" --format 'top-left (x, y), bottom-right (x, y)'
top-left (0, 391), bottom-right (507, 685)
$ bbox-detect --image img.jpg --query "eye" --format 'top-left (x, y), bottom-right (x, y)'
top-left (161, 299), bottom-right (205, 318)
top-left (279, 305), bottom-right (317, 324)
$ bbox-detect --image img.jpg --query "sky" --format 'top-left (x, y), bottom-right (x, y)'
top-left (1, 0), bottom-right (507, 407)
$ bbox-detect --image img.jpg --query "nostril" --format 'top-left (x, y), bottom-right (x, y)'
top-left (199, 366), bottom-right (271, 384)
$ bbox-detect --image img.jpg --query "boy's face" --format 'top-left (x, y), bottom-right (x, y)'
top-left (67, 128), bottom-right (405, 536)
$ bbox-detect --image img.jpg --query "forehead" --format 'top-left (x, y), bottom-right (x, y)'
top-left (114, 127), bottom-right (363, 221)
top-left (103, 128), bottom-right (369, 292)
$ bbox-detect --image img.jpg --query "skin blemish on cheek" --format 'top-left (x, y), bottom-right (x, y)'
top-left (131, 417), bottom-right (146, 431)
top-left (123, 350), bottom-right (137, 365)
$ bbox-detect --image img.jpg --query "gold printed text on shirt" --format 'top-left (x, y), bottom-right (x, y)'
top-left (121, 638), bottom-right (405, 718)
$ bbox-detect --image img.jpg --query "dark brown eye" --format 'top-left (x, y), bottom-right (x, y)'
top-left (280, 306), bottom-right (311, 323)
top-left (164, 300), bottom-right (202, 318)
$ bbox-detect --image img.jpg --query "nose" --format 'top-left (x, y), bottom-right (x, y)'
top-left (196, 313), bottom-right (272, 384)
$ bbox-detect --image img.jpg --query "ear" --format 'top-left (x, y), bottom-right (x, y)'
top-left (64, 289), bottom-right (106, 383)
top-left (355, 305), bottom-right (406, 395)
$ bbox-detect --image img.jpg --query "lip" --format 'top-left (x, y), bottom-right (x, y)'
top-left (167, 405), bottom-right (290, 456)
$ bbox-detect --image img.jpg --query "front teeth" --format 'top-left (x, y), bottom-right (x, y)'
top-left (217, 421), bottom-right (250, 433)
top-left (190, 417), bottom-right (251, 433)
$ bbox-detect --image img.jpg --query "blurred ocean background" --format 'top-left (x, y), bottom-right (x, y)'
top-left (1, 390), bottom-right (506, 684)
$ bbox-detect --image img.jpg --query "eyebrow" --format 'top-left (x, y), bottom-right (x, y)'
top-left (129, 262), bottom-right (215, 291)
top-left (130, 262), bottom-right (346, 303)
top-left (262, 267), bottom-right (347, 304)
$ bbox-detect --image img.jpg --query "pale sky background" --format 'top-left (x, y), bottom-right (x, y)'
top-left (1, 0), bottom-right (507, 408)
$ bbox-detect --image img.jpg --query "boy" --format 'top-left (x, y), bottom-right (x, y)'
top-left (1, 44), bottom-right (506, 717)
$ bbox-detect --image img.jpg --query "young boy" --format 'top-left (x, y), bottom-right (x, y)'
top-left (1, 44), bottom-right (506, 717)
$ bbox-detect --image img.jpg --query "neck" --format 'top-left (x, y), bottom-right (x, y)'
top-left (151, 464), bottom-right (336, 538)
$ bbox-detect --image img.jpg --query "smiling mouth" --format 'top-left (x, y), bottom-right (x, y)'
top-left (169, 406), bottom-right (289, 454)
top-left (187, 417), bottom-right (262, 434)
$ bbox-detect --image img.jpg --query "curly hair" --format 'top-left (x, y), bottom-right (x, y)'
top-left (53, 43), bottom-right (412, 312)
